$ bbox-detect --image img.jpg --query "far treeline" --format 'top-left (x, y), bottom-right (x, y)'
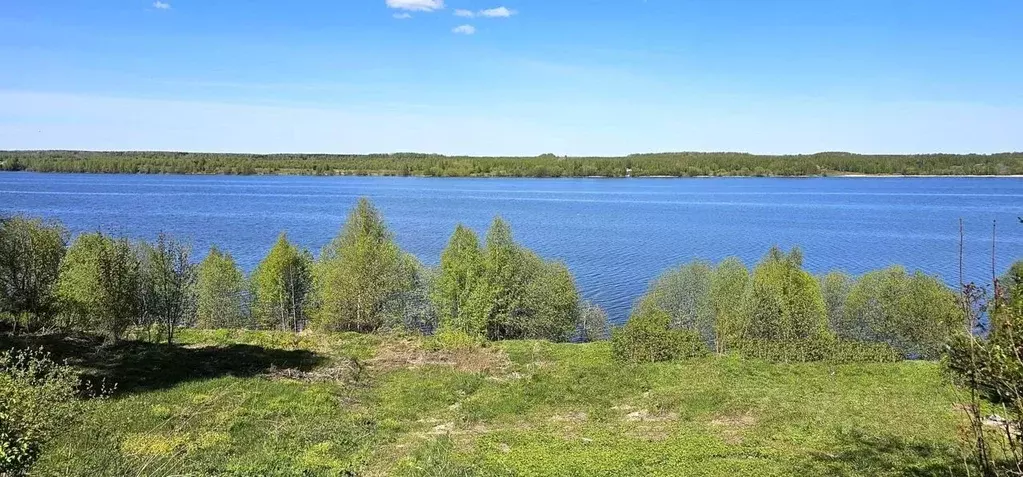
top-left (2, 150), bottom-right (1023, 177)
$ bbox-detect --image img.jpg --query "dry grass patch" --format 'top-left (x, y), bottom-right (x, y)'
top-left (369, 338), bottom-right (511, 375)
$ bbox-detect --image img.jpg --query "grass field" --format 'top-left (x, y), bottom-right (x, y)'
top-left (5, 329), bottom-right (970, 476)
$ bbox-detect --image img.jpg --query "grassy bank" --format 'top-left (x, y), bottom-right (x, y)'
top-left (6, 329), bottom-right (966, 476)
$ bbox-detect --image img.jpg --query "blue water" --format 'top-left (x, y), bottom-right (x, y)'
top-left (2, 172), bottom-right (1021, 322)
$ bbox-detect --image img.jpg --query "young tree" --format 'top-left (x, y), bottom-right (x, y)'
top-left (482, 217), bottom-right (529, 340)
top-left (55, 233), bottom-right (142, 341)
top-left (0, 216), bottom-right (68, 329)
top-left (139, 234), bottom-right (195, 343)
top-left (311, 198), bottom-right (413, 332)
top-left (432, 225), bottom-right (488, 336)
top-left (740, 247), bottom-right (830, 344)
top-left (195, 246), bottom-right (247, 329)
top-left (710, 257), bottom-right (749, 352)
top-left (250, 233), bottom-right (312, 332)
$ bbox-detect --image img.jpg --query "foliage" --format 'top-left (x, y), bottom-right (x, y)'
top-left (639, 260), bottom-right (716, 347)
top-left (946, 260), bottom-right (1023, 475)
top-left (575, 301), bottom-right (610, 342)
top-left (820, 270), bottom-right (853, 334)
top-left (55, 233), bottom-right (142, 341)
top-left (310, 198), bottom-right (414, 332)
top-left (250, 233), bottom-right (312, 332)
top-left (710, 257), bottom-right (749, 352)
top-left (5, 150), bottom-right (1023, 177)
top-left (740, 247), bottom-right (831, 345)
top-left (733, 339), bottom-right (902, 363)
top-left (611, 307), bottom-right (709, 362)
top-left (0, 216), bottom-right (68, 329)
top-left (0, 348), bottom-right (86, 474)
top-left (432, 224), bottom-right (488, 336)
top-left (381, 257), bottom-right (438, 333)
top-left (195, 246), bottom-right (247, 329)
top-left (840, 266), bottom-right (962, 359)
top-left (477, 218), bottom-right (581, 342)
top-left (138, 234), bottom-right (195, 343)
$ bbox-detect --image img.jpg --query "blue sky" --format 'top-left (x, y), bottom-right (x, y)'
top-left (1, 0), bottom-right (1021, 155)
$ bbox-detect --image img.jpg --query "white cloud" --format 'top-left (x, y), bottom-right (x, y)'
top-left (386, 0), bottom-right (443, 12)
top-left (393, 12), bottom-right (413, 19)
top-left (454, 9), bottom-right (475, 17)
top-left (152, 1), bottom-right (171, 10)
top-left (479, 6), bottom-right (515, 17)
top-left (452, 24), bottom-right (476, 35)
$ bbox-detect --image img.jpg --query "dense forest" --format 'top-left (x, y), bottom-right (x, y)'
top-left (2, 150), bottom-right (1022, 177)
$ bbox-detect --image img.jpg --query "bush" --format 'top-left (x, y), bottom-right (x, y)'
top-left (710, 257), bottom-right (749, 352)
top-left (0, 348), bottom-right (87, 474)
top-left (841, 266), bottom-right (962, 359)
top-left (0, 216), bottom-right (68, 330)
top-left (732, 339), bottom-right (901, 363)
top-left (426, 328), bottom-right (486, 351)
top-left (611, 308), bottom-right (709, 363)
top-left (639, 261), bottom-right (715, 347)
top-left (55, 233), bottom-right (142, 341)
top-left (575, 301), bottom-right (610, 342)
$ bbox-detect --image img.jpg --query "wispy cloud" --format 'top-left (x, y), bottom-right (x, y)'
top-left (479, 6), bottom-right (515, 17)
top-left (454, 9), bottom-right (475, 17)
top-left (452, 24), bottom-right (476, 35)
top-left (152, 1), bottom-right (171, 10)
top-left (386, 0), bottom-right (444, 12)
top-left (393, 12), bottom-right (413, 19)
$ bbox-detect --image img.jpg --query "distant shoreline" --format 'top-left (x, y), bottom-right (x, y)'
top-left (3, 150), bottom-right (1022, 178)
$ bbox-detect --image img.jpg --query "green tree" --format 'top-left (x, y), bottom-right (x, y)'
top-left (55, 233), bottom-right (142, 341)
top-left (740, 247), bottom-right (830, 344)
top-left (195, 246), bottom-right (247, 329)
top-left (139, 233), bottom-right (195, 343)
top-left (710, 257), bottom-right (749, 352)
top-left (311, 198), bottom-right (413, 332)
top-left (842, 266), bottom-right (962, 359)
top-left (482, 217), bottom-right (529, 340)
top-left (432, 225), bottom-right (488, 336)
top-left (0, 216), bottom-right (68, 329)
top-left (250, 233), bottom-right (312, 331)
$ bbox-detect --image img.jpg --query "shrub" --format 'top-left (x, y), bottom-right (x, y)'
top-left (611, 308), bottom-right (709, 362)
top-left (639, 261), bottom-right (715, 347)
top-left (0, 216), bottom-right (68, 330)
top-left (0, 348), bottom-right (86, 474)
top-left (575, 301), bottom-right (611, 342)
top-left (732, 338), bottom-right (901, 363)
top-left (841, 266), bottom-right (962, 359)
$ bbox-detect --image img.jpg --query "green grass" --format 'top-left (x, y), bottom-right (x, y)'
top-left (7, 330), bottom-right (969, 476)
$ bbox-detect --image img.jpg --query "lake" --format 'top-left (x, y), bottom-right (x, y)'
top-left (2, 172), bottom-right (1021, 322)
